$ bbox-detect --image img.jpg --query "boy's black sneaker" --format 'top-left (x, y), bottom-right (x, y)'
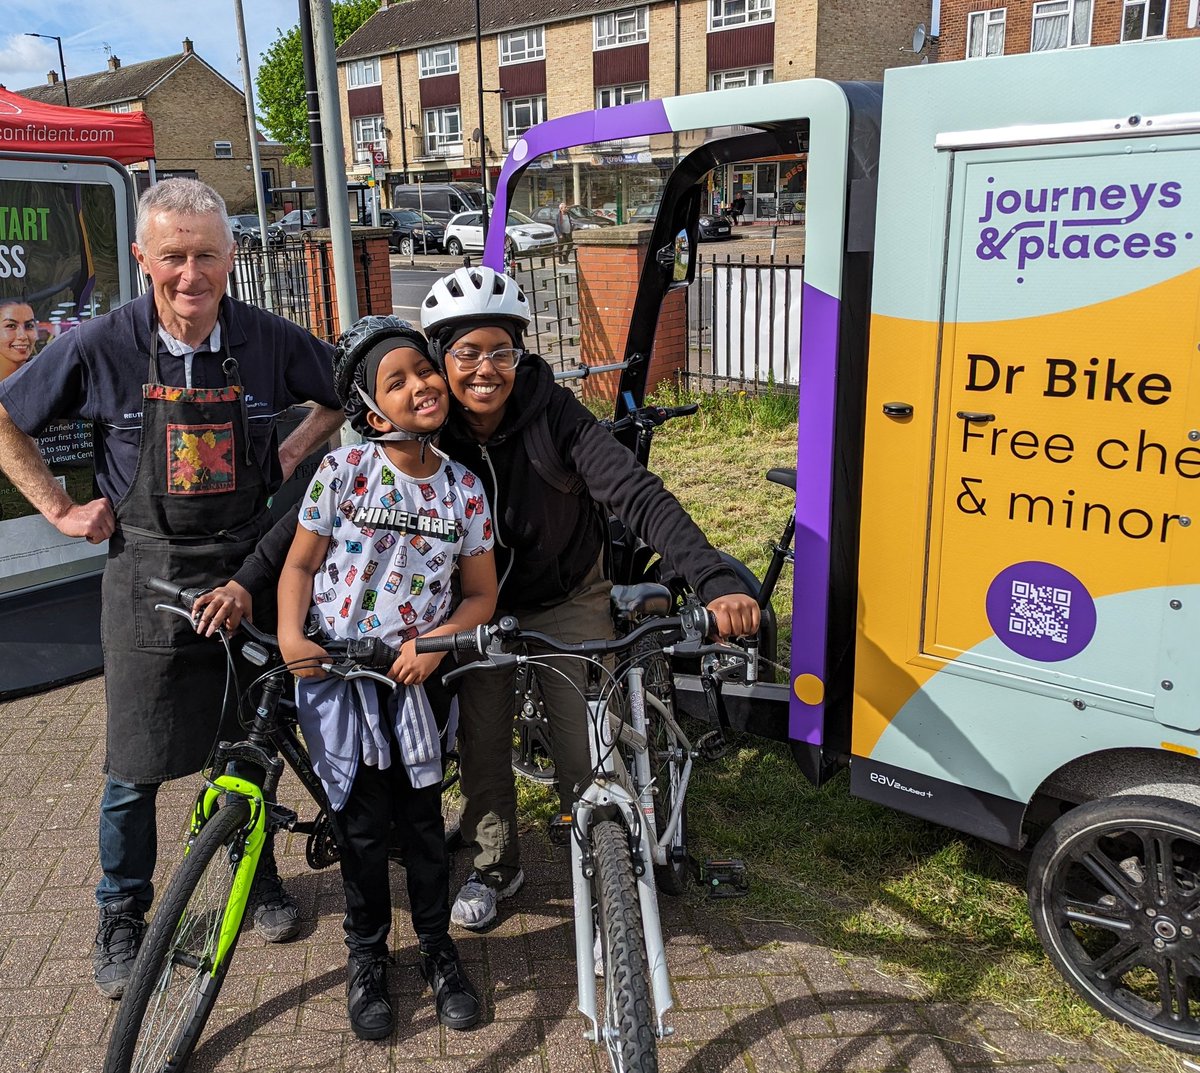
top-left (248, 859), bottom-right (300, 942)
top-left (346, 953), bottom-right (393, 1041)
top-left (93, 897), bottom-right (146, 999)
top-left (420, 940), bottom-right (481, 1030)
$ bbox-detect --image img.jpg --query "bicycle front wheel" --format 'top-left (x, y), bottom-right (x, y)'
top-left (644, 653), bottom-right (688, 896)
top-left (591, 820), bottom-right (658, 1073)
top-left (105, 797), bottom-right (254, 1073)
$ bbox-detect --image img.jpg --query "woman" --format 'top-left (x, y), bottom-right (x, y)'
top-left (419, 265), bottom-right (760, 930)
top-left (0, 300), bottom-right (38, 381)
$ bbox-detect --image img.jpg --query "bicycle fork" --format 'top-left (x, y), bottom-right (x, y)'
top-left (572, 697), bottom-right (674, 1042)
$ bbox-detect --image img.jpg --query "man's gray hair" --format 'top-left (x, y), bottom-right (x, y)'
top-left (136, 178), bottom-right (233, 248)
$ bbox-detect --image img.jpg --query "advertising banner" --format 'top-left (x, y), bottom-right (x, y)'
top-left (0, 169), bottom-right (130, 591)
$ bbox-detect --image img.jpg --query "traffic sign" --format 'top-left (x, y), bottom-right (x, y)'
top-left (372, 148), bottom-right (385, 166)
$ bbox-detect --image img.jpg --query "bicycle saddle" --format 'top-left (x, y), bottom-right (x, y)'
top-left (610, 583), bottom-right (673, 620)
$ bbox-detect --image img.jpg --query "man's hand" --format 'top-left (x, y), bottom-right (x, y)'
top-left (50, 497), bottom-right (115, 544)
top-left (705, 593), bottom-right (761, 640)
top-left (192, 581), bottom-right (252, 637)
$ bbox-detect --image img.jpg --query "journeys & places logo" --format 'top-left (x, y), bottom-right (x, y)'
top-left (974, 175), bottom-right (1191, 283)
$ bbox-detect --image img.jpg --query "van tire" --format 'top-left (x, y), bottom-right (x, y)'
top-left (1027, 794), bottom-right (1200, 1053)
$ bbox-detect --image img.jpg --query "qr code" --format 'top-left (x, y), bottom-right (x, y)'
top-left (1008, 580), bottom-right (1071, 644)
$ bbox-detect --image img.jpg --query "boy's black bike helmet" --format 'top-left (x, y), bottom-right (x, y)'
top-left (332, 315), bottom-right (439, 441)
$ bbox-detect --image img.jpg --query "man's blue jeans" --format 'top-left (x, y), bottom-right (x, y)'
top-left (96, 775), bottom-right (159, 912)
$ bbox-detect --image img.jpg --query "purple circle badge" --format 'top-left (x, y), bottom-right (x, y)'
top-left (984, 561), bottom-right (1096, 663)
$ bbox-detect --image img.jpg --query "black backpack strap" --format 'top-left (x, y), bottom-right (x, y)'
top-left (526, 409), bottom-right (585, 496)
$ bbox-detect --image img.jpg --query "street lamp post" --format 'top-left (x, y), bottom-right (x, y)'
top-left (25, 33), bottom-right (69, 106)
top-left (474, 0), bottom-right (488, 245)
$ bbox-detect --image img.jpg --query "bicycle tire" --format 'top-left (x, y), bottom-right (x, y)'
top-left (591, 820), bottom-right (658, 1073)
top-left (104, 797), bottom-right (254, 1073)
top-left (643, 654), bottom-right (688, 895)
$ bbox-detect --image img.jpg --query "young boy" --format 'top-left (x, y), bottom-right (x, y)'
top-left (277, 316), bottom-right (496, 1040)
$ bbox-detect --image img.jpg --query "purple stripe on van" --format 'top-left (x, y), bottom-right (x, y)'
top-left (789, 282), bottom-right (839, 746)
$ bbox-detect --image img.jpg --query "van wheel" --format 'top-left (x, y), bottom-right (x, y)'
top-left (446, 238), bottom-right (463, 257)
top-left (1027, 794), bottom-right (1200, 1053)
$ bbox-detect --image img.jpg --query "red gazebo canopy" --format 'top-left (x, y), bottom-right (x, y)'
top-left (0, 87), bottom-right (155, 165)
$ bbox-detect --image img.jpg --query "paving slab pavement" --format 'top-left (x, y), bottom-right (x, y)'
top-left (0, 676), bottom-right (1180, 1073)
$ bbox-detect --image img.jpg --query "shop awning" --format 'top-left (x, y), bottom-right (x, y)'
top-left (0, 87), bottom-right (155, 165)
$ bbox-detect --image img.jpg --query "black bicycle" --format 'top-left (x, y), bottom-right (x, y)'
top-left (103, 577), bottom-right (406, 1073)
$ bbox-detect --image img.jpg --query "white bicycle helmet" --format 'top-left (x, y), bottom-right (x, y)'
top-left (421, 266), bottom-right (531, 355)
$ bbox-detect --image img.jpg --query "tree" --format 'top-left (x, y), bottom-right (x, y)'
top-left (256, 0), bottom-right (380, 166)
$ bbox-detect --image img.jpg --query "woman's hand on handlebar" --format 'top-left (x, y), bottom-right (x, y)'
top-left (191, 580), bottom-right (252, 637)
top-left (279, 632), bottom-right (330, 679)
top-left (706, 592), bottom-right (760, 640)
top-left (389, 640), bottom-right (445, 686)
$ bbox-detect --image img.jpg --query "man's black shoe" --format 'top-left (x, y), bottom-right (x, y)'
top-left (93, 897), bottom-right (146, 999)
top-left (347, 953), bottom-right (393, 1041)
top-left (420, 941), bottom-right (481, 1030)
top-left (248, 859), bottom-right (300, 942)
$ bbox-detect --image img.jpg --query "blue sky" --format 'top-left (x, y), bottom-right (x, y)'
top-left (1, 0), bottom-right (303, 105)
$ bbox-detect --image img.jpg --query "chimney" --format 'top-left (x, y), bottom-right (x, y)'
top-left (108, 55), bottom-right (121, 71)
top-left (47, 71), bottom-right (58, 85)
top-left (183, 38), bottom-right (194, 55)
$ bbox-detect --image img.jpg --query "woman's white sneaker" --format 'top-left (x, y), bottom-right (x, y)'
top-left (451, 870), bottom-right (525, 930)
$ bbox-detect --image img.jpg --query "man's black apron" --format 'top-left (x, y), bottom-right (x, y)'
top-left (102, 320), bottom-right (270, 783)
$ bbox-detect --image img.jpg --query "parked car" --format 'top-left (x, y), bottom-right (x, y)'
top-left (378, 208), bottom-right (445, 254)
top-left (278, 208), bottom-right (317, 234)
top-left (389, 182), bottom-right (491, 226)
top-left (627, 202), bottom-right (731, 240)
top-left (529, 204), bottom-right (615, 231)
top-left (228, 214), bottom-right (285, 248)
top-left (442, 210), bottom-right (557, 257)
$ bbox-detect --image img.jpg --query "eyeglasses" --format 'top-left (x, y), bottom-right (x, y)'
top-left (446, 346), bottom-right (523, 373)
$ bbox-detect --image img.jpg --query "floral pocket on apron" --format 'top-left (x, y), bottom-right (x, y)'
top-left (166, 421), bottom-right (237, 495)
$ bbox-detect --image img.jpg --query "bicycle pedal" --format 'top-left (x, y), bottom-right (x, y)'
top-left (695, 730), bottom-right (731, 761)
top-left (699, 858), bottom-right (749, 898)
top-left (548, 814), bottom-right (573, 846)
top-left (266, 803), bottom-right (299, 830)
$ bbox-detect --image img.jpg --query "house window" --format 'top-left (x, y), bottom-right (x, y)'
top-left (419, 42), bottom-right (458, 77)
top-left (108, 101), bottom-right (132, 113)
top-left (594, 7), bottom-right (649, 48)
top-left (352, 115), bottom-right (385, 164)
top-left (709, 0), bottom-right (774, 31)
top-left (347, 57), bottom-right (381, 87)
top-left (596, 82), bottom-right (648, 108)
top-left (500, 27), bottom-right (545, 64)
top-left (1031, 0), bottom-right (1091, 49)
top-left (966, 8), bottom-right (1006, 57)
top-left (423, 106), bottom-right (462, 155)
top-left (503, 96), bottom-right (547, 146)
top-left (708, 66), bottom-right (773, 90)
top-left (1122, 0), bottom-right (1168, 39)
top-left (213, 140), bottom-right (233, 159)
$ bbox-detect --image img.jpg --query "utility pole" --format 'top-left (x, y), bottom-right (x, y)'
top-left (299, 0), bottom-right (329, 227)
top-left (233, 0), bottom-right (274, 310)
top-left (309, 0), bottom-right (358, 330)
top-left (475, 0), bottom-right (489, 246)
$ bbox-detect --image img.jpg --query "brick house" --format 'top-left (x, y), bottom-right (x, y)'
top-left (335, 0), bottom-right (930, 223)
top-left (14, 39), bottom-right (311, 215)
top-left (939, 0), bottom-right (1199, 62)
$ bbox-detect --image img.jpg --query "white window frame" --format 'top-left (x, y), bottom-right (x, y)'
top-left (596, 82), bottom-right (649, 108)
top-left (1031, 0), bottom-right (1092, 49)
top-left (347, 57), bottom-right (381, 88)
top-left (707, 66), bottom-right (773, 91)
top-left (503, 95), bottom-right (547, 147)
top-left (966, 8), bottom-right (1006, 57)
top-left (418, 42), bottom-right (459, 78)
top-left (1121, 0), bottom-right (1169, 39)
top-left (499, 26), bottom-right (545, 64)
top-left (108, 101), bottom-right (132, 113)
top-left (213, 140), bottom-right (233, 159)
top-left (594, 7), bottom-right (649, 48)
top-left (709, 0), bottom-right (775, 31)
top-left (423, 106), bottom-right (462, 156)
top-left (352, 115), bottom-right (385, 164)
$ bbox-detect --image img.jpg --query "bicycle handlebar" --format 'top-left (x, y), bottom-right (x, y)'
top-left (144, 575), bottom-right (399, 672)
top-left (601, 403), bottom-right (699, 436)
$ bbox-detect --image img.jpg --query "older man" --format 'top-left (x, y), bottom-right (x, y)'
top-left (0, 179), bottom-right (343, 997)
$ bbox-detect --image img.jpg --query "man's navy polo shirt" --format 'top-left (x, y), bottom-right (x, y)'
top-left (0, 291), bottom-right (338, 503)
